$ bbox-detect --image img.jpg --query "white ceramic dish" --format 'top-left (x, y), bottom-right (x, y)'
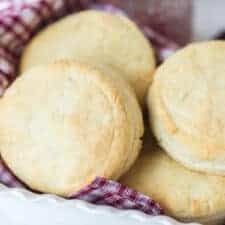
top-left (0, 184), bottom-right (200, 225)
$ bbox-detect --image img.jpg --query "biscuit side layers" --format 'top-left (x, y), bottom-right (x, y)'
top-left (121, 131), bottom-right (225, 224)
top-left (147, 41), bottom-right (225, 175)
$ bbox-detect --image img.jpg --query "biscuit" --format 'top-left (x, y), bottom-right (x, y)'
top-left (20, 10), bottom-right (155, 105)
top-left (147, 41), bottom-right (225, 175)
top-left (0, 61), bottom-right (144, 196)
top-left (121, 132), bottom-right (225, 225)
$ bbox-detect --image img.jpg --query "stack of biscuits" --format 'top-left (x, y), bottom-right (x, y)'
top-left (121, 42), bottom-right (225, 225)
top-left (0, 9), bottom-right (224, 225)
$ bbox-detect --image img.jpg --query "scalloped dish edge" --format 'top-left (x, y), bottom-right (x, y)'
top-left (0, 183), bottom-right (200, 225)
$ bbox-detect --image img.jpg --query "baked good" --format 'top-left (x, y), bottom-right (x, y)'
top-left (0, 60), bottom-right (144, 196)
top-left (20, 10), bottom-right (155, 105)
top-left (147, 41), bottom-right (225, 175)
top-left (121, 132), bottom-right (225, 225)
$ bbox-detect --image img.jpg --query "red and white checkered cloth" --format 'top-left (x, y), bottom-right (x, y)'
top-left (0, 0), bottom-right (181, 216)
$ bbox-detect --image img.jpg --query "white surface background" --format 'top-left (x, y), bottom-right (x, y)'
top-left (194, 0), bottom-right (225, 40)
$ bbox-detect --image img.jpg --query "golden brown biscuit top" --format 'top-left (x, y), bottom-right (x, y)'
top-left (0, 61), bottom-right (143, 196)
top-left (147, 41), bottom-right (225, 174)
top-left (20, 10), bottom-right (155, 104)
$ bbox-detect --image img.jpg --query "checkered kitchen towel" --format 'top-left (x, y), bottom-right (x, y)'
top-left (0, 0), bottom-right (181, 216)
